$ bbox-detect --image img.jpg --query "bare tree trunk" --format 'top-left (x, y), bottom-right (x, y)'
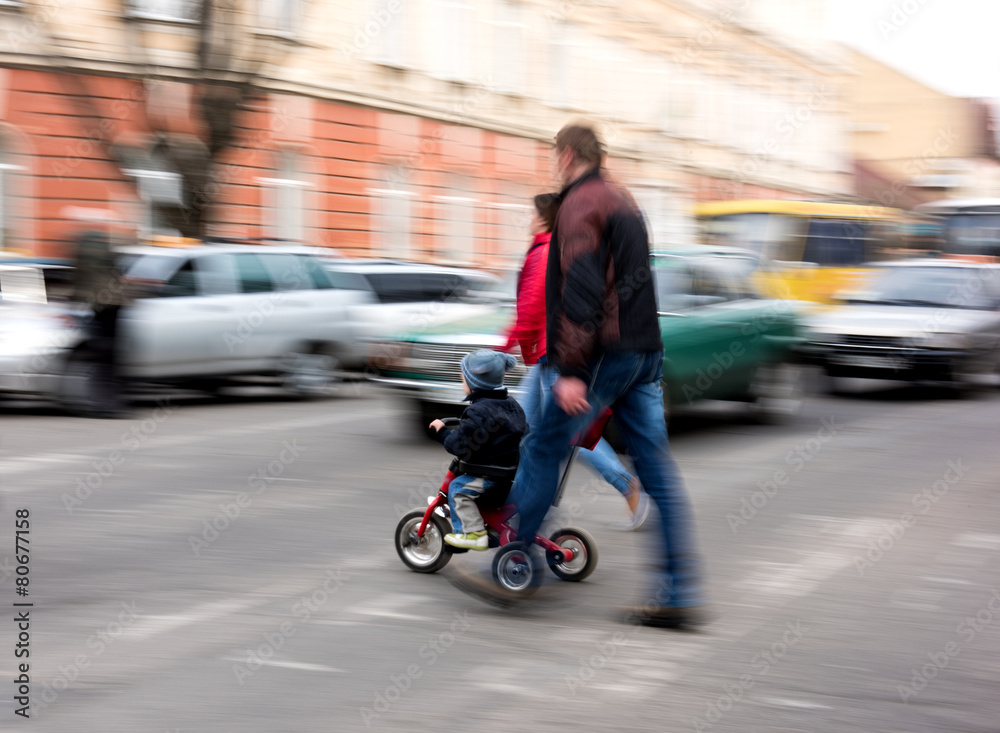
top-left (154, 0), bottom-right (268, 239)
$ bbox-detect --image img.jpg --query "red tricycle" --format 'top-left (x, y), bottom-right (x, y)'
top-left (393, 409), bottom-right (611, 593)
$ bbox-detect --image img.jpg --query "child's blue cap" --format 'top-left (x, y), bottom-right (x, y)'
top-left (461, 350), bottom-right (517, 391)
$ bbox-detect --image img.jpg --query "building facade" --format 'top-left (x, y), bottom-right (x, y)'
top-left (0, 0), bottom-right (852, 266)
top-left (840, 48), bottom-right (1000, 208)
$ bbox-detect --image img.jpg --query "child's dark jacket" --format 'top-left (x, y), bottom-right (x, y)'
top-left (434, 388), bottom-right (526, 467)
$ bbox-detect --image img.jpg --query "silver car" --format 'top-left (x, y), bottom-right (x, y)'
top-left (1, 246), bottom-right (371, 406)
top-left (0, 262), bottom-right (80, 398)
top-left (324, 260), bottom-right (507, 344)
top-left (799, 260), bottom-right (1000, 386)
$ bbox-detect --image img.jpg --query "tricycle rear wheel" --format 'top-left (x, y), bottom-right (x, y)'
top-left (491, 541), bottom-right (540, 595)
top-left (546, 528), bottom-right (598, 581)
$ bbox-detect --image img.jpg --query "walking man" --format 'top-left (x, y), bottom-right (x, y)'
top-left (453, 123), bottom-right (705, 628)
top-left (68, 207), bottom-right (129, 418)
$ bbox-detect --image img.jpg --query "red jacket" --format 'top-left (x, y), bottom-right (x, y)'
top-left (503, 232), bottom-right (549, 365)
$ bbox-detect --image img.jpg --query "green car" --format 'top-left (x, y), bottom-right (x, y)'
top-left (370, 247), bottom-right (804, 429)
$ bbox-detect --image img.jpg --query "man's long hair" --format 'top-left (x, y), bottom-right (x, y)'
top-left (555, 124), bottom-right (605, 168)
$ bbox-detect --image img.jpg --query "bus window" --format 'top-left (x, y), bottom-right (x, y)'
top-left (944, 214), bottom-right (1000, 257)
top-left (802, 219), bottom-right (870, 266)
top-left (703, 213), bottom-right (805, 263)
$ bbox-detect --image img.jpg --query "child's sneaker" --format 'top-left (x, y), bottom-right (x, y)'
top-left (445, 531), bottom-right (489, 550)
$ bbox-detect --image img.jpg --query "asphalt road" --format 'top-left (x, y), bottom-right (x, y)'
top-left (1, 378), bottom-right (999, 732)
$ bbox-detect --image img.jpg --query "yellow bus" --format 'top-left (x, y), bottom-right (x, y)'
top-left (693, 200), bottom-right (912, 302)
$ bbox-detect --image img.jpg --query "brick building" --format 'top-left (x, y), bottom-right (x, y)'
top-left (0, 0), bottom-right (852, 267)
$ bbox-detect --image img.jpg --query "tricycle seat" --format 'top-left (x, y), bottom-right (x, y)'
top-left (447, 458), bottom-right (516, 509)
top-left (448, 458), bottom-right (518, 481)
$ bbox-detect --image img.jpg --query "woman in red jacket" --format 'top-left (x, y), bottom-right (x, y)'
top-left (505, 194), bottom-right (650, 529)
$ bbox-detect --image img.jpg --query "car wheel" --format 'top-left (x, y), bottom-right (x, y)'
top-left (415, 400), bottom-right (451, 440)
top-left (189, 377), bottom-right (228, 396)
top-left (57, 349), bottom-right (97, 416)
top-left (660, 377), bottom-right (675, 428)
top-left (280, 347), bottom-right (341, 399)
top-left (748, 362), bottom-right (803, 422)
top-left (952, 350), bottom-right (998, 393)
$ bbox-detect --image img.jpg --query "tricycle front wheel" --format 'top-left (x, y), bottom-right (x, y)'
top-left (395, 510), bottom-right (452, 573)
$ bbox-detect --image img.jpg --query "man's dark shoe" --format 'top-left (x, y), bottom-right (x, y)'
top-left (622, 605), bottom-right (709, 631)
top-left (447, 563), bottom-right (538, 609)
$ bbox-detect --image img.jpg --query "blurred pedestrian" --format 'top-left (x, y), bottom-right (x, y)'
top-left (504, 192), bottom-right (650, 529)
top-left (454, 123), bottom-right (705, 628)
top-left (67, 207), bottom-right (129, 418)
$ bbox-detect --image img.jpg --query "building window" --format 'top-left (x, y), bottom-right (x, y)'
top-left (119, 142), bottom-right (185, 239)
top-left (632, 54), bottom-right (669, 130)
top-left (491, 0), bottom-right (526, 94)
top-left (490, 183), bottom-right (532, 267)
top-left (0, 143), bottom-right (28, 253)
top-left (668, 65), bottom-right (697, 136)
top-left (432, 1), bottom-right (475, 82)
top-left (258, 0), bottom-right (300, 36)
top-left (370, 166), bottom-right (415, 258)
top-left (368, 0), bottom-right (408, 68)
top-left (262, 152), bottom-right (308, 243)
top-left (0, 162), bottom-right (12, 251)
top-left (435, 177), bottom-right (477, 263)
top-left (633, 186), bottom-right (694, 249)
top-left (128, 169), bottom-right (184, 237)
top-left (549, 21), bottom-right (583, 109)
top-left (592, 38), bottom-right (630, 120)
top-left (128, 0), bottom-right (200, 22)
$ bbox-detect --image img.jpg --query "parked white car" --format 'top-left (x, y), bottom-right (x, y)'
top-left (120, 245), bottom-right (372, 392)
top-left (0, 262), bottom-right (82, 397)
top-left (0, 246), bottom-right (373, 407)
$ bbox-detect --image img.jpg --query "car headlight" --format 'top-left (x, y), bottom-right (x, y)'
top-left (368, 340), bottom-right (412, 370)
top-left (802, 329), bottom-right (840, 345)
top-left (923, 333), bottom-right (969, 350)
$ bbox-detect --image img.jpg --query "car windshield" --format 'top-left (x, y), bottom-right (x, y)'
top-left (943, 213), bottom-right (1000, 257)
top-left (125, 254), bottom-right (184, 281)
top-left (652, 264), bottom-right (693, 312)
top-left (326, 268), bottom-right (374, 292)
top-left (358, 270), bottom-right (502, 304)
top-left (851, 266), bottom-right (1000, 310)
top-left (0, 266), bottom-right (50, 304)
top-left (463, 271), bottom-right (515, 304)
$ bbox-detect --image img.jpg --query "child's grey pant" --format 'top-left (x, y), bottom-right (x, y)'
top-left (447, 474), bottom-right (499, 534)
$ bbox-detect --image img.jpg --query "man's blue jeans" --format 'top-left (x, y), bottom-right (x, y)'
top-left (518, 361), bottom-right (633, 496)
top-left (510, 351), bottom-right (703, 608)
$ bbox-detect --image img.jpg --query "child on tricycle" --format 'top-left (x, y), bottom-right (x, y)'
top-left (395, 350), bottom-right (600, 592)
top-left (428, 350), bottom-right (526, 550)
